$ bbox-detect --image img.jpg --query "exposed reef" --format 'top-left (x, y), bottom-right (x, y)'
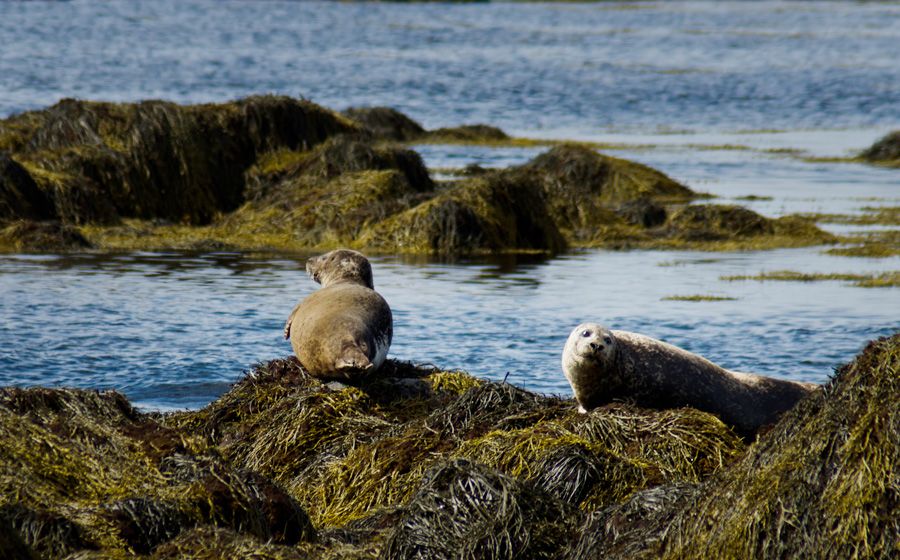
top-left (1, 333), bottom-right (897, 558)
top-left (1, 99), bottom-right (836, 254)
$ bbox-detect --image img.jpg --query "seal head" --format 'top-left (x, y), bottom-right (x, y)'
top-left (306, 249), bottom-right (374, 289)
top-left (562, 322), bottom-right (622, 412)
top-left (284, 249), bottom-right (392, 382)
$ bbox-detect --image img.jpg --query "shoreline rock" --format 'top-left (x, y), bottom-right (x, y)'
top-left (0, 333), bottom-right (896, 558)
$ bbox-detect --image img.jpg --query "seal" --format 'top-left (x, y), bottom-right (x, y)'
top-left (562, 322), bottom-right (818, 436)
top-left (284, 249), bottom-right (392, 382)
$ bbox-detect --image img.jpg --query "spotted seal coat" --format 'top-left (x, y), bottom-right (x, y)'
top-left (284, 249), bottom-right (392, 381)
top-left (562, 322), bottom-right (818, 436)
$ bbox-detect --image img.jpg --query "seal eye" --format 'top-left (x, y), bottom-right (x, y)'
top-left (604, 336), bottom-right (612, 344)
top-left (581, 330), bottom-right (591, 338)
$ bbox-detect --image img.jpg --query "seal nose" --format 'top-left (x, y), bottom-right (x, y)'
top-left (590, 342), bottom-right (604, 352)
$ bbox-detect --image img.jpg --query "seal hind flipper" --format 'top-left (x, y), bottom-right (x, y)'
top-left (335, 343), bottom-right (373, 373)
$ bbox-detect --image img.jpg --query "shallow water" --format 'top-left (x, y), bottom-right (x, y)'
top-left (1, 1), bottom-right (898, 410)
top-left (1, 249), bottom-right (897, 411)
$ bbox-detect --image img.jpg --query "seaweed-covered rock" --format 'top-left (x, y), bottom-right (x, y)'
top-left (570, 332), bottom-right (900, 559)
top-left (505, 144), bottom-right (694, 240)
top-left (360, 172), bottom-right (567, 255)
top-left (0, 219), bottom-right (91, 251)
top-left (860, 130), bottom-right (900, 165)
top-left (382, 458), bottom-right (574, 560)
top-left (0, 514), bottom-right (37, 560)
top-left (570, 483), bottom-right (700, 560)
top-left (342, 106), bottom-right (426, 142)
top-left (0, 386), bottom-right (315, 557)
top-left (0, 153), bottom-right (55, 221)
top-left (0, 96), bottom-right (356, 226)
top-left (426, 124), bottom-right (509, 142)
top-left (18, 338), bottom-right (892, 558)
top-left (615, 198), bottom-right (668, 228)
top-left (666, 204), bottom-right (774, 241)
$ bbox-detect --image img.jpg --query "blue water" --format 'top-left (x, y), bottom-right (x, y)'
top-left (0, 1), bottom-right (898, 410)
top-left (1, 1), bottom-right (899, 134)
top-left (1, 249), bottom-right (897, 410)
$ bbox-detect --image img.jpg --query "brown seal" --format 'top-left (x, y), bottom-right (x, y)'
top-left (562, 322), bottom-right (818, 436)
top-left (284, 249), bottom-right (392, 382)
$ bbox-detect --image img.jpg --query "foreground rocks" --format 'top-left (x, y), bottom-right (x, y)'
top-left (1, 333), bottom-right (897, 559)
top-left (0, 98), bottom-right (834, 254)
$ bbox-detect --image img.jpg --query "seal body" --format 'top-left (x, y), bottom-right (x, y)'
top-left (562, 323), bottom-right (818, 436)
top-left (284, 249), bottom-right (392, 382)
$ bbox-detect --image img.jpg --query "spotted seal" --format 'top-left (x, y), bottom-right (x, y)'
top-left (284, 249), bottom-right (392, 381)
top-left (562, 322), bottom-right (818, 436)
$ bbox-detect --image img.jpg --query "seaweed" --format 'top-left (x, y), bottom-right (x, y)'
top-left (0, 96), bottom-right (356, 226)
top-left (425, 124), bottom-right (510, 143)
top-left (5, 335), bottom-right (891, 558)
top-left (860, 130), bottom-right (900, 166)
top-left (342, 106), bottom-right (426, 142)
top-left (0, 386), bottom-right (315, 557)
top-left (381, 458), bottom-right (575, 560)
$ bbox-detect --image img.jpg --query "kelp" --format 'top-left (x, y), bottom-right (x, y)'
top-left (3, 333), bottom-right (896, 557)
top-left (0, 386), bottom-right (315, 557)
top-left (381, 458), bottom-right (574, 560)
top-left (0, 96), bottom-right (356, 226)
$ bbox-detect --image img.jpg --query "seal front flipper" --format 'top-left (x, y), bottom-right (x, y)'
top-left (284, 302), bottom-right (302, 340)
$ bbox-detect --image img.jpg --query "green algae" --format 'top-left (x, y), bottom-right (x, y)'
top-left (799, 206), bottom-right (900, 226)
top-left (722, 269), bottom-right (900, 288)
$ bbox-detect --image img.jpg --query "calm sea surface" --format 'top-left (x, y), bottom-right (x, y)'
top-left (1, 1), bottom-right (898, 410)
